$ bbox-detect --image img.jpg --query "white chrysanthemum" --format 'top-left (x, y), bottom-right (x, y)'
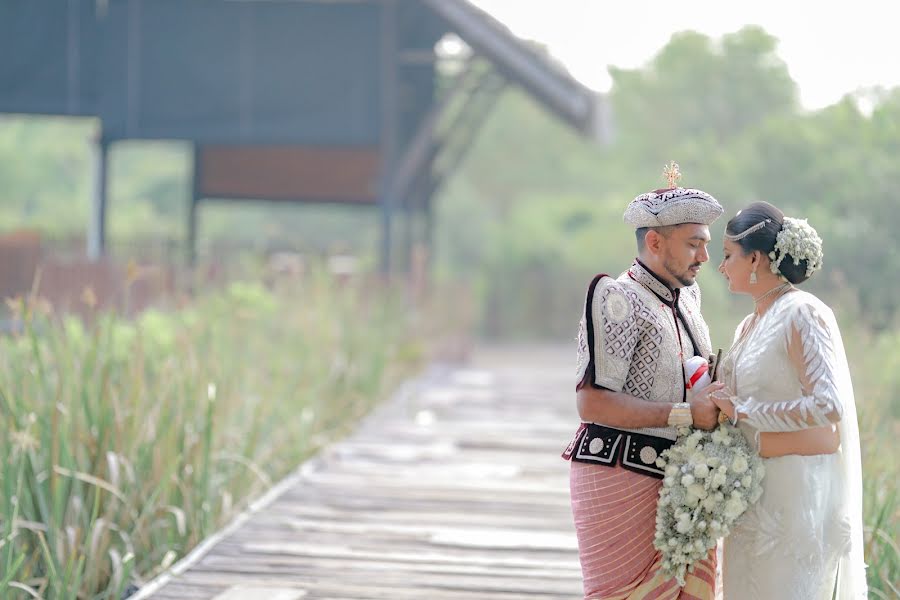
top-left (710, 427), bottom-right (728, 445)
top-left (687, 483), bottom-right (708, 500)
top-left (689, 450), bottom-right (708, 465)
top-left (724, 497), bottom-right (746, 520)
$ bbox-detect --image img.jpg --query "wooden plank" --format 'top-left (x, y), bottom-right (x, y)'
top-left (137, 345), bottom-right (582, 600)
top-left (212, 586), bottom-right (307, 600)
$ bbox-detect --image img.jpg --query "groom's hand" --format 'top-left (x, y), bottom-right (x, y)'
top-left (689, 382), bottom-right (725, 430)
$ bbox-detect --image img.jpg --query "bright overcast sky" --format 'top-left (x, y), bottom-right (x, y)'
top-left (471, 0), bottom-right (899, 110)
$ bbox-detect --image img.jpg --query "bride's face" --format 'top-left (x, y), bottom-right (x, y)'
top-left (718, 239), bottom-right (754, 294)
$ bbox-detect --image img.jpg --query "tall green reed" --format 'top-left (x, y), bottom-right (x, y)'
top-left (848, 325), bottom-right (900, 598)
top-left (0, 269), bottom-right (426, 598)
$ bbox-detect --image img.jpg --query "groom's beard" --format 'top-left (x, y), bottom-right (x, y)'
top-left (665, 259), bottom-right (702, 287)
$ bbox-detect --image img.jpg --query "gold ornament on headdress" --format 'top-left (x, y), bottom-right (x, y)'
top-left (663, 161), bottom-right (682, 189)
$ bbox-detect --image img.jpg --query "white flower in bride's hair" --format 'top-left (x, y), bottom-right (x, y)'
top-left (653, 422), bottom-right (765, 586)
top-left (769, 217), bottom-right (824, 278)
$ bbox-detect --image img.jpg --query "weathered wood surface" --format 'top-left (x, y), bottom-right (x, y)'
top-left (137, 345), bottom-right (582, 599)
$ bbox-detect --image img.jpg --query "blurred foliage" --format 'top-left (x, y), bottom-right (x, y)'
top-left (609, 26), bottom-right (798, 163)
top-left (436, 25), bottom-right (900, 336)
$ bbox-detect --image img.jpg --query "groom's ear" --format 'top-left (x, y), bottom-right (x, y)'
top-left (644, 226), bottom-right (673, 256)
top-left (644, 229), bottom-right (663, 256)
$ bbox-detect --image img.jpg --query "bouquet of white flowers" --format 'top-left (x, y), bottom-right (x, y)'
top-left (652, 358), bottom-right (766, 585)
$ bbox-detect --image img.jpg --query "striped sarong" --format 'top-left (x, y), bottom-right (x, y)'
top-left (570, 461), bottom-right (716, 600)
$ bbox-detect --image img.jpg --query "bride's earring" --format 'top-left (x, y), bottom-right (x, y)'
top-left (750, 268), bottom-right (758, 285)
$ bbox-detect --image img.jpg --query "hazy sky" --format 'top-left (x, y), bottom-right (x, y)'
top-left (471, 0), bottom-right (898, 110)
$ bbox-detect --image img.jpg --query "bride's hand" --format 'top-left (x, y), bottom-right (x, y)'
top-left (709, 388), bottom-right (737, 421)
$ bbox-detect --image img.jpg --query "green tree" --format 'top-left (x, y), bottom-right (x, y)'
top-left (740, 96), bottom-right (900, 326)
top-left (608, 26), bottom-right (798, 162)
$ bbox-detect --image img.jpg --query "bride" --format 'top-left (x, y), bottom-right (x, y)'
top-left (711, 201), bottom-right (867, 599)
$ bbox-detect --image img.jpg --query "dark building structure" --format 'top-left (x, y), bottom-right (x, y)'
top-left (0, 0), bottom-right (606, 273)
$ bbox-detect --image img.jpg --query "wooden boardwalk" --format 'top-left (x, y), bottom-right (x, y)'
top-left (135, 345), bottom-right (583, 600)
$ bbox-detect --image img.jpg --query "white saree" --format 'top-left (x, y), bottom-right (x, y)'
top-left (718, 290), bottom-right (867, 600)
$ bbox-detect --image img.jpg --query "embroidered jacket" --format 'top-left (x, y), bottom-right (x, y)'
top-left (574, 260), bottom-right (713, 442)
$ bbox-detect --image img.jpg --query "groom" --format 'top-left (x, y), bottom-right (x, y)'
top-left (562, 164), bottom-right (725, 599)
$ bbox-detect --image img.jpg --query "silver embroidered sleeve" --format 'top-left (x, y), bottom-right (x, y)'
top-left (591, 283), bottom-right (638, 391)
top-left (734, 304), bottom-right (843, 432)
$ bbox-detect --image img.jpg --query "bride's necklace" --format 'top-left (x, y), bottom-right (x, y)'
top-left (720, 282), bottom-right (793, 389)
top-left (752, 281), bottom-right (793, 307)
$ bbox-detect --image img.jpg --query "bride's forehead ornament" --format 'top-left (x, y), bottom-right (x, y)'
top-left (725, 219), bottom-right (772, 242)
top-left (623, 161), bottom-right (725, 229)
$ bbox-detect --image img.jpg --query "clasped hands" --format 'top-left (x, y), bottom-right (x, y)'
top-left (688, 382), bottom-right (738, 429)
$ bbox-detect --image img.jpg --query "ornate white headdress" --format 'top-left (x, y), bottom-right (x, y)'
top-left (769, 217), bottom-right (824, 278)
top-left (623, 162), bottom-right (724, 229)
